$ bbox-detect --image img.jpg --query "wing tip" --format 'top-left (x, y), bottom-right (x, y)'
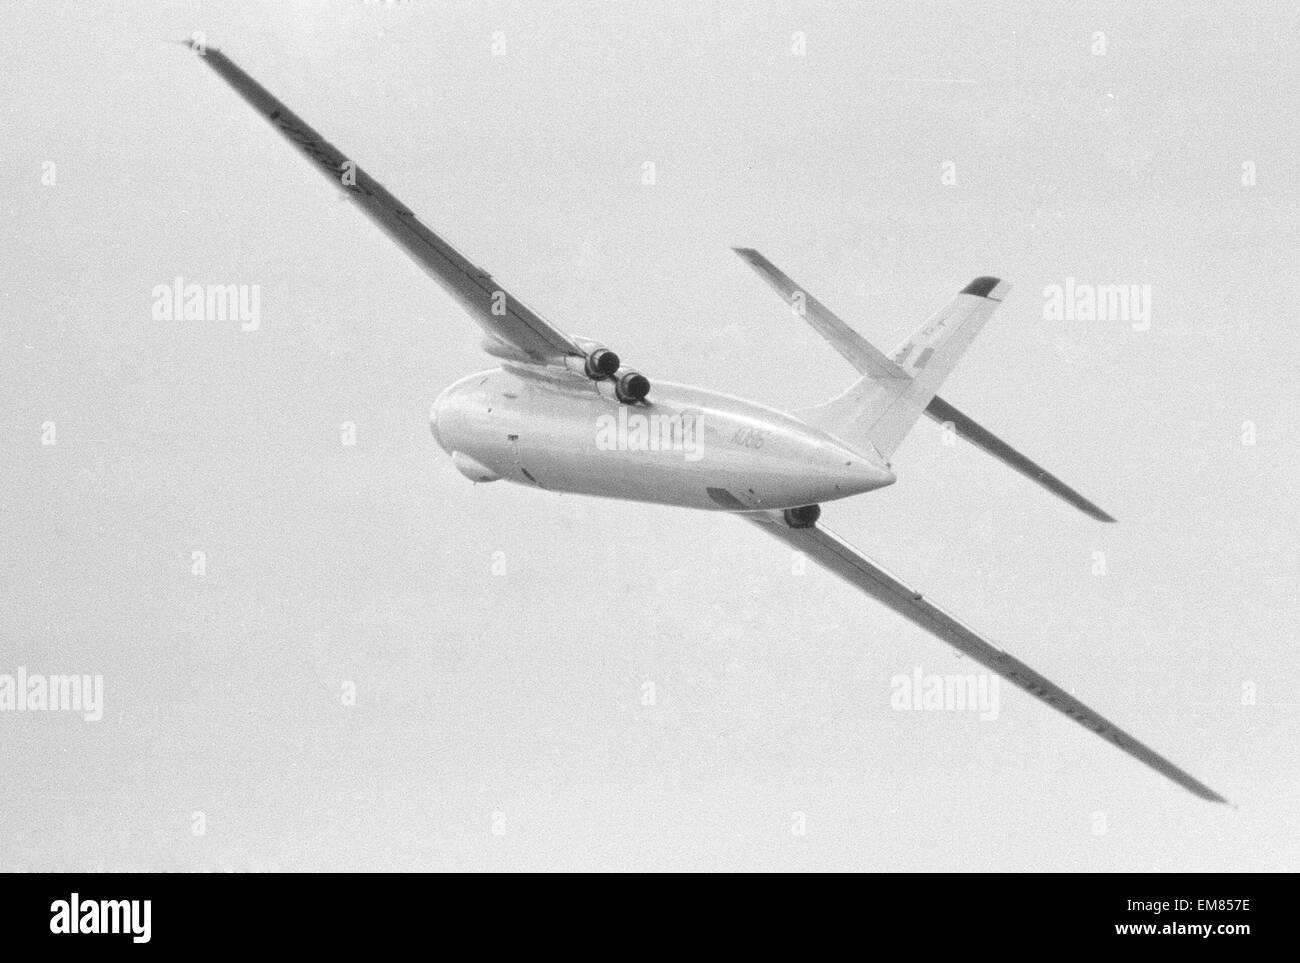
top-left (1069, 492), bottom-right (1117, 522)
top-left (178, 34), bottom-right (221, 54)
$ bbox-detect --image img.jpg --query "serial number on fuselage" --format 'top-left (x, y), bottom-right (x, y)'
top-left (730, 427), bottom-right (767, 449)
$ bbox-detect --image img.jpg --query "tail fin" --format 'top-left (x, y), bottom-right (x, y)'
top-left (734, 248), bottom-right (1116, 521)
top-left (797, 277), bottom-right (1010, 458)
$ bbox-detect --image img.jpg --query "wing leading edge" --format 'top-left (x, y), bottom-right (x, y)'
top-left (183, 40), bottom-right (580, 365)
top-left (745, 512), bottom-right (1226, 803)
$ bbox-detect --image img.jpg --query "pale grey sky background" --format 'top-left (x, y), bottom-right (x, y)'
top-left (2, 1), bottom-right (1297, 870)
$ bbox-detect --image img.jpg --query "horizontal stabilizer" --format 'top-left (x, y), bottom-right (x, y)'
top-left (794, 278), bottom-right (1009, 458)
top-left (924, 397), bottom-right (1116, 522)
top-left (731, 248), bottom-right (904, 380)
top-left (735, 248), bottom-right (1116, 521)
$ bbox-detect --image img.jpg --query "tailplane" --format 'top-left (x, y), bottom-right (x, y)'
top-left (734, 248), bottom-right (1115, 521)
top-left (796, 277), bottom-right (1009, 459)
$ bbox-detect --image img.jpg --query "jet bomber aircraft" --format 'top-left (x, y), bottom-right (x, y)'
top-left (184, 40), bottom-right (1225, 803)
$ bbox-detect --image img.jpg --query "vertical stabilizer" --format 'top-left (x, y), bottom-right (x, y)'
top-left (797, 278), bottom-right (1010, 458)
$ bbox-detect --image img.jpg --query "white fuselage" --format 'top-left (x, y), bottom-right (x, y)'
top-left (430, 366), bottom-right (895, 511)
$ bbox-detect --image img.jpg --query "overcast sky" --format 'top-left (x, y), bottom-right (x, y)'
top-left (2, 1), bottom-right (1297, 870)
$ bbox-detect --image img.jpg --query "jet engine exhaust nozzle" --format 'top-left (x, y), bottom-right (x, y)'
top-left (584, 348), bottom-right (621, 380)
top-left (783, 505), bottom-right (821, 529)
top-left (615, 371), bottom-right (651, 404)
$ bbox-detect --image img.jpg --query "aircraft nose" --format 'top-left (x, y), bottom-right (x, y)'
top-left (429, 400), bottom-right (445, 450)
top-left (430, 385), bottom-right (458, 454)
